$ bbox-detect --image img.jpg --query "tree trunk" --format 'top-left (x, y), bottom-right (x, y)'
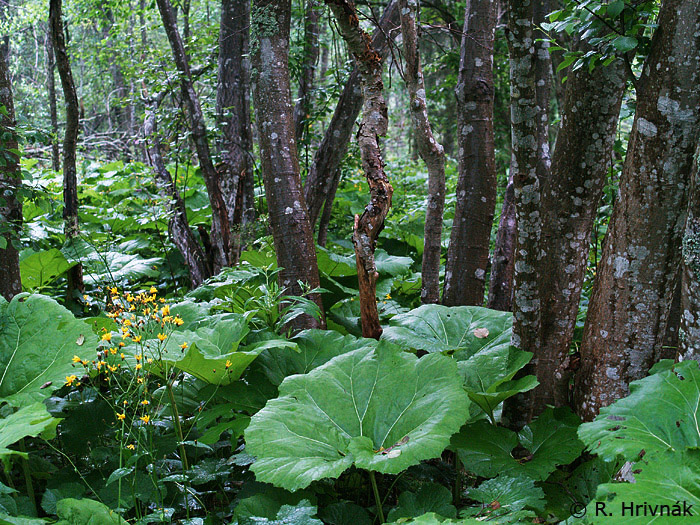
top-left (251, 0), bottom-right (324, 330)
top-left (680, 153), bottom-right (700, 361)
top-left (0, 40), bottom-right (21, 301)
top-left (217, 0), bottom-right (254, 259)
top-left (294, 0), bottom-right (321, 143)
top-left (303, 1), bottom-right (399, 232)
top-left (487, 170), bottom-right (515, 311)
top-left (442, 0), bottom-right (496, 307)
top-left (325, 0), bottom-right (393, 339)
top-left (50, 0), bottom-right (84, 298)
top-left (45, 29), bottom-right (60, 172)
top-left (144, 96), bottom-right (211, 288)
top-left (156, 0), bottom-right (232, 272)
top-left (399, 0), bottom-right (445, 305)
top-left (500, 0), bottom-right (549, 430)
top-left (574, 0), bottom-right (700, 421)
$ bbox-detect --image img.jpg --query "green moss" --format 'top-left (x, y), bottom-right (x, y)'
top-left (250, 3), bottom-right (279, 55)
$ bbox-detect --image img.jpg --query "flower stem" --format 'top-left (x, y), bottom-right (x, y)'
top-left (166, 381), bottom-right (189, 472)
top-left (369, 470), bottom-right (384, 524)
top-left (18, 439), bottom-right (36, 515)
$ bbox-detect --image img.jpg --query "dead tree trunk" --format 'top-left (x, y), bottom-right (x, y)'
top-left (251, 0), bottom-right (324, 329)
top-left (442, 0), bottom-right (496, 307)
top-left (0, 41), bottom-right (21, 301)
top-left (294, 0), bottom-right (321, 143)
top-left (217, 0), bottom-right (255, 259)
top-left (680, 151), bottom-right (700, 361)
top-left (303, 1), bottom-right (399, 232)
top-left (156, 0), bottom-right (232, 272)
top-left (574, 0), bottom-right (700, 421)
top-left (50, 0), bottom-right (84, 298)
top-left (399, 0), bottom-right (445, 305)
top-left (45, 29), bottom-right (60, 172)
top-left (144, 95), bottom-right (211, 288)
top-left (325, 0), bottom-right (393, 339)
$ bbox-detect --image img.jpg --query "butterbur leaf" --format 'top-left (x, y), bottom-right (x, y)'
top-left (452, 408), bottom-right (583, 480)
top-left (19, 249), bottom-right (76, 291)
top-left (0, 294), bottom-right (98, 406)
top-left (386, 513), bottom-right (475, 524)
top-left (0, 403), bottom-right (59, 465)
top-left (387, 483), bottom-right (457, 522)
top-left (381, 305), bottom-right (512, 355)
top-left (238, 500), bottom-right (322, 525)
top-left (465, 474), bottom-right (545, 519)
top-left (578, 359), bottom-right (700, 461)
top-left (245, 343), bottom-right (470, 490)
top-left (320, 502), bottom-right (372, 525)
top-left (55, 498), bottom-right (127, 524)
top-left (233, 488), bottom-right (316, 522)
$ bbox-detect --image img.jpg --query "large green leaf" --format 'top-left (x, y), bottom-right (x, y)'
top-left (237, 500), bottom-right (322, 525)
top-left (245, 343), bottom-right (470, 490)
top-left (387, 483), bottom-right (456, 522)
top-left (386, 513), bottom-right (476, 524)
top-left (255, 329), bottom-right (377, 386)
top-left (381, 305), bottom-right (512, 355)
top-left (0, 294), bottom-right (98, 406)
top-left (159, 314), bottom-right (260, 384)
top-left (62, 240), bottom-right (160, 286)
top-left (0, 403), bottom-right (59, 465)
top-left (570, 449), bottom-right (700, 524)
top-left (464, 474), bottom-right (544, 522)
top-left (457, 344), bottom-right (536, 420)
top-left (19, 249), bottom-right (76, 291)
top-left (54, 498), bottom-right (127, 524)
top-left (578, 359), bottom-right (700, 461)
top-left (451, 408), bottom-right (583, 480)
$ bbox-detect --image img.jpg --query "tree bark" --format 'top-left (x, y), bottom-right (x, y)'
top-left (399, 0), bottom-right (445, 305)
top-left (574, 0), bottom-right (700, 421)
top-left (217, 0), bottom-right (255, 258)
top-left (442, 0), bottom-right (496, 307)
top-left (680, 153), bottom-right (700, 361)
top-left (487, 169), bottom-right (515, 311)
top-left (251, 0), bottom-right (324, 329)
top-left (50, 0), bottom-right (84, 298)
top-left (325, 0), bottom-right (393, 339)
top-left (0, 40), bottom-right (21, 301)
top-left (144, 95), bottom-right (211, 288)
top-left (45, 29), bottom-right (60, 173)
top-left (303, 1), bottom-right (399, 232)
top-left (294, 0), bottom-right (322, 143)
top-left (156, 0), bottom-right (232, 272)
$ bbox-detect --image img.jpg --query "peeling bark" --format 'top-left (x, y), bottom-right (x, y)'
top-left (575, 0), bottom-right (700, 421)
top-left (50, 0), bottom-right (84, 298)
top-left (252, 0), bottom-right (324, 330)
top-left (680, 155), bottom-right (700, 361)
top-left (442, 0), bottom-right (496, 307)
top-left (399, 0), bottom-right (445, 305)
top-left (294, 0), bottom-right (321, 143)
top-left (0, 42), bottom-right (21, 301)
top-left (325, 0), bottom-right (392, 339)
top-left (303, 1), bottom-right (399, 232)
top-left (144, 96), bottom-right (211, 288)
top-left (156, 0), bottom-right (232, 271)
top-left (217, 0), bottom-right (255, 258)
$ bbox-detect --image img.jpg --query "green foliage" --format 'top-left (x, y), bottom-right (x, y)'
top-left (387, 483), bottom-right (456, 522)
top-left (245, 343), bottom-right (470, 490)
top-left (0, 404), bottom-right (59, 466)
top-left (54, 498), bottom-right (127, 524)
top-left (19, 250), bottom-right (76, 291)
top-left (0, 294), bottom-right (97, 406)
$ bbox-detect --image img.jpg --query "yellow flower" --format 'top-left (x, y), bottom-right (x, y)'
top-left (141, 400), bottom-right (149, 405)
top-left (123, 319), bottom-right (132, 327)
top-left (101, 332), bottom-right (112, 342)
top-left (149, 286), bottom-right (158, 294)
top-left (133, 335), bottom-right (142, 343)
top-left (157, 333), bottom-right (167, 342)
top-left (108, 365), bottom-right (118, 372)
top-left (110, 287), bottom-right (119, 295)
top-left (83, 294), bottom-right (89, 301)
top-left (116, 412), bottom-right (126, 420)
top-left (173, 317), bottom-right (184, 326)
top-left (126, 294), bottom-right (135, 302)
top-left (225, 360), bottom-right (232, 369)
top-left (129, 305), bottom-right (136, 312)
top-left (72, 355), bottom-right (81, 363)
top-left (147, 358), bottom-right (153, 364)
top-left (123, 400), bottom-right (128, 405)
top-left (120, 353), bottom-right (125, 359)
top-left (118, 342), bottom-right (125, 347)
top-left (161, 305), bottom-right (170, 316)
top-left (126, 444), bottom-right (135, 450)
top-left (159, 298), bottom-right (166, 303)
top-left (65, 374), bottom-right (77, 386)
top-left (135, 363), bottom-right (142, 370)
top-left (180, 342), bottom-right (188, 350)
top-left (140, 415), bottom-right (150, 424)
top-left (137, 377), bottom-right (144, 384)
top-left (135, 354), bottom-right (142, 361)
top-left (109, 348), bottom-right (117, 355)
top-left (121, 326), bottom-right (129, 334)
top-left (385, 293), bottom-right (392, 300)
